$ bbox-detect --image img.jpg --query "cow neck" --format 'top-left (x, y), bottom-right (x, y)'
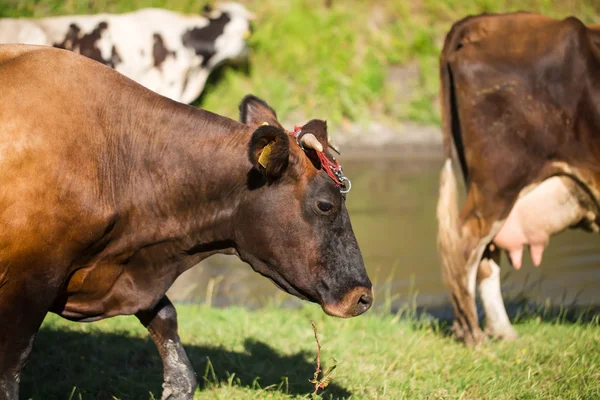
top-left (112, 98), bottom-right (252, 264)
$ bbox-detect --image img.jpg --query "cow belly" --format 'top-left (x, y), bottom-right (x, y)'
top-left (51, 262), bottom-right (174, 321)
top-left (493, 176), bottom-right (591, 269)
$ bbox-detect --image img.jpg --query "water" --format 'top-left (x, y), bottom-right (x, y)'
top-left (167, 145), bottom-right (600, 311)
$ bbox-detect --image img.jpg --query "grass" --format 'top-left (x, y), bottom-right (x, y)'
top-left (2, 0), bottom-right (600, 126)
top-left (22, 303), bottom-right (600, 399)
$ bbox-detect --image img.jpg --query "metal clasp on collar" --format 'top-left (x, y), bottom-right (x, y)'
top-left (337, 173), bottom-right (352, 194)
top-left (292, 126), bottom-right (304, 150)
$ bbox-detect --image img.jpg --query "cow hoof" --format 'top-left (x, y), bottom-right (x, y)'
top-left (161, 371), bottom-right (197, 400)
top-left (161, 386), bottom-right (194, 400)
top-left (453, 322), bottom-right (485, 347)
top-left (486, 325), bottom-right (518, 341)
top-left (464, 332), bottom-right (486, 347)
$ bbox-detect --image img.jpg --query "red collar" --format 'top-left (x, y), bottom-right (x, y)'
top-left (288, 126), bottom-right (351, 193)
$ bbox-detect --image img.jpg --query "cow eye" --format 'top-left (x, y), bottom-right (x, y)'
top-left (317, 201), bottom-right (334, 213)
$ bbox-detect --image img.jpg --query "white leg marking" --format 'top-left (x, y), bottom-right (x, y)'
top-left (479, 258), bottom-right (517, 340)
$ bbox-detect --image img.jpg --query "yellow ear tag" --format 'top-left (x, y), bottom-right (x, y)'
top-left (261, 121), bottom-right (269, 126)
top-left (258, 142), bottom-right (274, 168)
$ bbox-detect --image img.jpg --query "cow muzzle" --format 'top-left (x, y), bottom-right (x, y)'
top-left (322, 286), bottom-right (374, 318)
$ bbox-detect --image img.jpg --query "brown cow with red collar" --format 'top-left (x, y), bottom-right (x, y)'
top-left (437, 12), bottom-right (600, 345)
top-left (0, 44), bottom-right (372, 399)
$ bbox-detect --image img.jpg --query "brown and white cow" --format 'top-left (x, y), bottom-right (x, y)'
top-left (0, 44), bottom-right (372, 399)
top-left (437, 13), bottom-right (600, 345)
top-left (0, 3), bottom-right (252, 104)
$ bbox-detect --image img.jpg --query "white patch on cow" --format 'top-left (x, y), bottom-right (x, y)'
top-left (38, 15), bottom-right (105, 46)
top-left (97, 29), bottom-right (114, 63)
top-left (211, 3), bottom-right (252, 68)
top-left (0, 20), bottom-right (46, 44)
top-left (0, 4), bottom-right (251, 104)
top-left (467, 256), bottom-right (478, 299)
top-left (464, 220), bottom-right (504, 298)
top-left (138, 10), bottom-right (211, 103)
top-left (478, 258), bottom-right (517, 340)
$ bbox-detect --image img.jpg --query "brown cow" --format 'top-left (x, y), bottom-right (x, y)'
top-left (0, 44), bottom-right (372, 399)
top-left (437, 13), bottom-right (600, 345)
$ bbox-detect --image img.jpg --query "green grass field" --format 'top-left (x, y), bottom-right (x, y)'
top-left (22, 304), bottom-right (600, 399)
top-left (2, 0), bottom-right (599, 126)
top-left (5, 1), bottom-right (600, 398)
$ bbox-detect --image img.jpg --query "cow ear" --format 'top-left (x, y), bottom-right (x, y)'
top-left (239, 95), bottom-right (284, 129)
top-left (248, 125), bottom-right (290, 179)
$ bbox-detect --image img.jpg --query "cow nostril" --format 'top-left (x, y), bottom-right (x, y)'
top-left (358, 293), bottom-right (372, 307)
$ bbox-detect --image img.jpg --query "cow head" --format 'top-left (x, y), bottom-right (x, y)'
top-left (233, 95), bottom-right (373, 318)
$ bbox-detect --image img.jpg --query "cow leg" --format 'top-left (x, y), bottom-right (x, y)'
top-left (0, 332), bottom-right (37, 400)
top-left (446, 217), bottom-right (507, 346)
top-left (0, 293), bottom-right (49, 400)
top-left (136, 296), bottom-right (196, 400)
top-left (477, 248), bottom-right (518, 340)
top-left (438, 160), bottom-right (510, 345)
top-left (451, 220), bottom-right (507, 345)
top-left (445, 223), bottom-right (488, 346)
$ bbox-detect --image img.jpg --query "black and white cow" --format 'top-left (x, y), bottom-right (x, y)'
top-left (0, 3), bottom-right (253, 103)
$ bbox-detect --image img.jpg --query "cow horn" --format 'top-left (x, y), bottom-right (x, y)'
top-left (328, 141), bottom-right (341, 155)
top-left (327, 133), bottom-right (341, 154)
top-left (300, 133), bottom-right (324, 152)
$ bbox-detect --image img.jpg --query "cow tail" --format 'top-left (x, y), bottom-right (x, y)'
top-left (437, 158), bottom-right (461, 289)
top-left (437, 37), bottom-right (465, 295)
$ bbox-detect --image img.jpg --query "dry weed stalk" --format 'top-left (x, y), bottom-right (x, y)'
top-left (309, 321), bottom-right (337, 396)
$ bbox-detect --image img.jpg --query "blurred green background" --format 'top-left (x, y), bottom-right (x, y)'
top-left (1, 0), bottom-right (599, 126)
